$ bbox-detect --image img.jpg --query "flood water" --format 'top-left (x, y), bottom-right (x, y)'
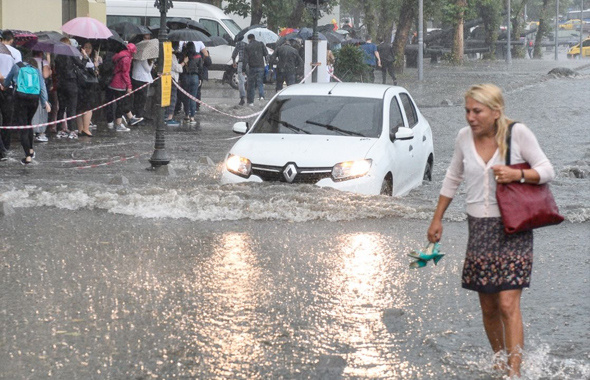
top-left (1, 58), bottom-right (589, 379)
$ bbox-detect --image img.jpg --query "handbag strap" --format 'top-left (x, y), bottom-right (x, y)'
top-left (505, 121), bottom-right (518, 165)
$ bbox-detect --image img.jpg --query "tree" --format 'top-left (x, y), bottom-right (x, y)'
top-left (333, 44), bottom-right (367, 81)
top-left (475, 0), bottom-right (501, 59)
top-left (533, 0), bottom-right (551, 58)
top-left (392, 0), bottom-right (417, 72)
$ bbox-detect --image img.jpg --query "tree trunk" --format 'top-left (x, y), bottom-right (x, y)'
top-left (533, 0), bottom-right (550, 58)
top-left (511, 0), bottom-right (528, 58)
top-left (393, 0), bottom-right (417, 73)
top-left (251, 0), bottom-right (263, 26)
top-left (361, 0), bottom-right (375, 39)
top-left (452, 0), bottom-right (467, 64)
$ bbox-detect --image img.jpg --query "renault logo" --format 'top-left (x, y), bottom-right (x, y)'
top-left (283, 163), bottom-right (298, 183)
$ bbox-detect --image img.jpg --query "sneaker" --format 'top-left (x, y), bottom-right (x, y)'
top-left (183, 116), bottom-right (190, 122)
top-left (114, 124), bottom-right (130, 132)
top-left (239, 97), bottom-right (245, 106)
top-left (20, 158), bottom-right (31, 165)
top-left (68, 131), bottom-right (78, 139)
top-left (259, 97), bottom-right (265, 101)
top-left (129, 117), bottom-right (144, 126)
top-left (121, 115), bottom-right (128, 125)
top-left (35, 133), bottom-right (49, 142)
top-left (89, 121), bottom-right (97, 130)
top-left (248, 103), bottom-right (254, 106)
top-left (107, 122), bottom-right (114, 130)
top-left (165, 119), bottom-right (180, 126)
top-left (56, 131), bottom-right (69, 139)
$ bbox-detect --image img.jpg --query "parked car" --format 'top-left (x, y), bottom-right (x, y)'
top-left (559, 19), bottom-right (582, 30)
top-left (567, 37), bottom-right (590, 58)
top-left (220, 83), bottom-right (434, 196)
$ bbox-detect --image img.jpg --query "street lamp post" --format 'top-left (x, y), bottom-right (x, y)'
top-left (311, 0), bottom-right (320, 83)
top-left (507, 0), bottom-right (512, 64)
top-left (555, 0), bottom-right (559, 61)
top-left (418, 0), bottom-right (423, 80)
top-left (150, 0), bottom-right (172, 168)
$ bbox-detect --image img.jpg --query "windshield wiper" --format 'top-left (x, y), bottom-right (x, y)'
top-left (304, 120), bottom-right (365, 137)
top-left (270, 118), bottom-right (311, 134)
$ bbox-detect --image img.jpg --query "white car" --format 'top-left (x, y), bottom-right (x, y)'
top-left (220, 83), bottom-right (434, 196)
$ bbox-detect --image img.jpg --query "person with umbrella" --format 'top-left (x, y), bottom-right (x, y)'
top-left (0, 30), bottom-right (22, 152)
top-left (269, 39), bottom-right (302, 91)
top-left (1, 56), bottom-right (50, 165)
top-left (76, 42), bottom-right (101, 137)
top-left (243, 33), bottom-right (268, 106)
top-left (377, 37), bottom-right (397, 85)
top-left (230, 38), bottom-right (247, 105)
top-left (54, 37), bottom-right (89, 139)
top-left (31, 50), bottom-right (52, 142)
top-left (105, 43), bottom-right (140, 132)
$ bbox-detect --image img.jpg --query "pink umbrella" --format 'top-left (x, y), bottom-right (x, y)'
top-left (62, 17), bottom-right (113, 39)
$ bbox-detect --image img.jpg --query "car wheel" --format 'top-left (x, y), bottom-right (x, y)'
top-left (380, 174), bottom-right (393, 196)
top-left (226, 67), bottom-right (244, 90)
top-left (423, 157), bottom-right (433, 181)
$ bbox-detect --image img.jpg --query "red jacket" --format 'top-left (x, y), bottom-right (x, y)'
top-left (109, 47), bottom-right (135, 90)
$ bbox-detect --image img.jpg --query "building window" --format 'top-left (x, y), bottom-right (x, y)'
top-left (62, 0), bottom-right (77, 24)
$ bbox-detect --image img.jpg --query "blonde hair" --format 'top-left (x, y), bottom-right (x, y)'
top-left (465, 84), bottom-right (513, 160)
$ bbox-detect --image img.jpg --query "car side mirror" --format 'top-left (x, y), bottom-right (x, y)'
top-left (233, 121), bottom-right (249, 134)
top-left (394, 127), bottom-right (414, 141)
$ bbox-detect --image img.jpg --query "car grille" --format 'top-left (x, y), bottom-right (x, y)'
top-left (251, 163), bottom-right (333, 184)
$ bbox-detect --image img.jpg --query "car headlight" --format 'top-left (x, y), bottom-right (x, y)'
top-left (332, 159), bottom-right (372, 181)
top-left (226, 154), bottom-right (251, 178)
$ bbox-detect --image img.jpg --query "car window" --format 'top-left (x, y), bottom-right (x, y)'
top-left (252, 95), bottom-right (383, 138)
top-left (583, 40), bottom-right (590, 47)
top-left (400, 93), bottom-right (418, 128)
top-left (389, 97), bottom-right (405, 140)
top-left (107, 16), bottom-right (144, 27)
top-left (199, 19), bottom-right (223, 37)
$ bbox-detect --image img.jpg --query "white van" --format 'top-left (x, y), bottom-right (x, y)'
top-left (105, 0), bottom-right (242, 70)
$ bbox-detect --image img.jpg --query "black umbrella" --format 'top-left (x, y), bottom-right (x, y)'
top-left (110, 22), bottom-right (151, 41)
top-left (34, 30), bottom-right (64, 41)
top-left (234, 24), bottom-right (265, 43)
top-left (341, 38), bottom-right (365, 46)
top-left (166, 18), bottom-right (210, 36)
top-left (168, 28), bottom-right (211, 43)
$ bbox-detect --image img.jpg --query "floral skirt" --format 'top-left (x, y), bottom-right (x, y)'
top-left (462, 216), bottom-right (533, 293)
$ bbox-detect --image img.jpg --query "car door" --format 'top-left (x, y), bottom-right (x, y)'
top-left (386, 95), bottom-right (415, 194)
top-left (398, 92), bottom-right (426, 189)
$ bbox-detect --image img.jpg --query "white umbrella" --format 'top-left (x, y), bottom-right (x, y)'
top-left (242, 27), bottom-right (279, 45)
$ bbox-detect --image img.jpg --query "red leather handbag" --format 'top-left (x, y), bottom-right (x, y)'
top-left (496, 123), bottom-right (564, 234)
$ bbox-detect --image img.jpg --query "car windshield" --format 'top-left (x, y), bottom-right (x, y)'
top-left (251, 95), bottom-right (383, 138)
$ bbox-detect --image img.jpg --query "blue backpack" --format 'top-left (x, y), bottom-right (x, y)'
top-left (15, 62), bottom-right (41, 99)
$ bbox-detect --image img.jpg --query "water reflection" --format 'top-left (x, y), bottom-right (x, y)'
top-left (322, 232), bottom-right (424, 378)
top-left (200, 232), bottom-right (266, 377)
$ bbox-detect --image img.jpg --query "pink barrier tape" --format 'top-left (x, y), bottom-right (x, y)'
top-left (0, 77), bottom-right (160, 130)
top-left (172, 80), bottom-right (262, 120)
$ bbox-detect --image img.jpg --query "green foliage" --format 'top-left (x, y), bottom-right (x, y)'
top-left (333, 45), bottom-right (368, 82)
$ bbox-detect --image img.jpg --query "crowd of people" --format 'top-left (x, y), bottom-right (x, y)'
top-left (0, 29), bottom-right (213, 164)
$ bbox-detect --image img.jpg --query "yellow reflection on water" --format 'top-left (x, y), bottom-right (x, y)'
top-left (199, 232), bottom-right (266, 377)
top-left (325, 232), bottom-right (421, 378)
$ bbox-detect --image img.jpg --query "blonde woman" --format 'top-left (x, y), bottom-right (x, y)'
top-left (427, 84), bottom-right (555, 377)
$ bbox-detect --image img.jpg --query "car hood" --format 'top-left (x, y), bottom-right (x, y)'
top-left (229, 134), bottom-right (379, 167)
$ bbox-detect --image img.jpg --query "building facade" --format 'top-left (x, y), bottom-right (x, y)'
top-left (0, 0), bottom-right (106, 32)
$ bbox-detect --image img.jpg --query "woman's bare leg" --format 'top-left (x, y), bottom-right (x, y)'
top-left (498, 289), bottom-right (524, 377)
